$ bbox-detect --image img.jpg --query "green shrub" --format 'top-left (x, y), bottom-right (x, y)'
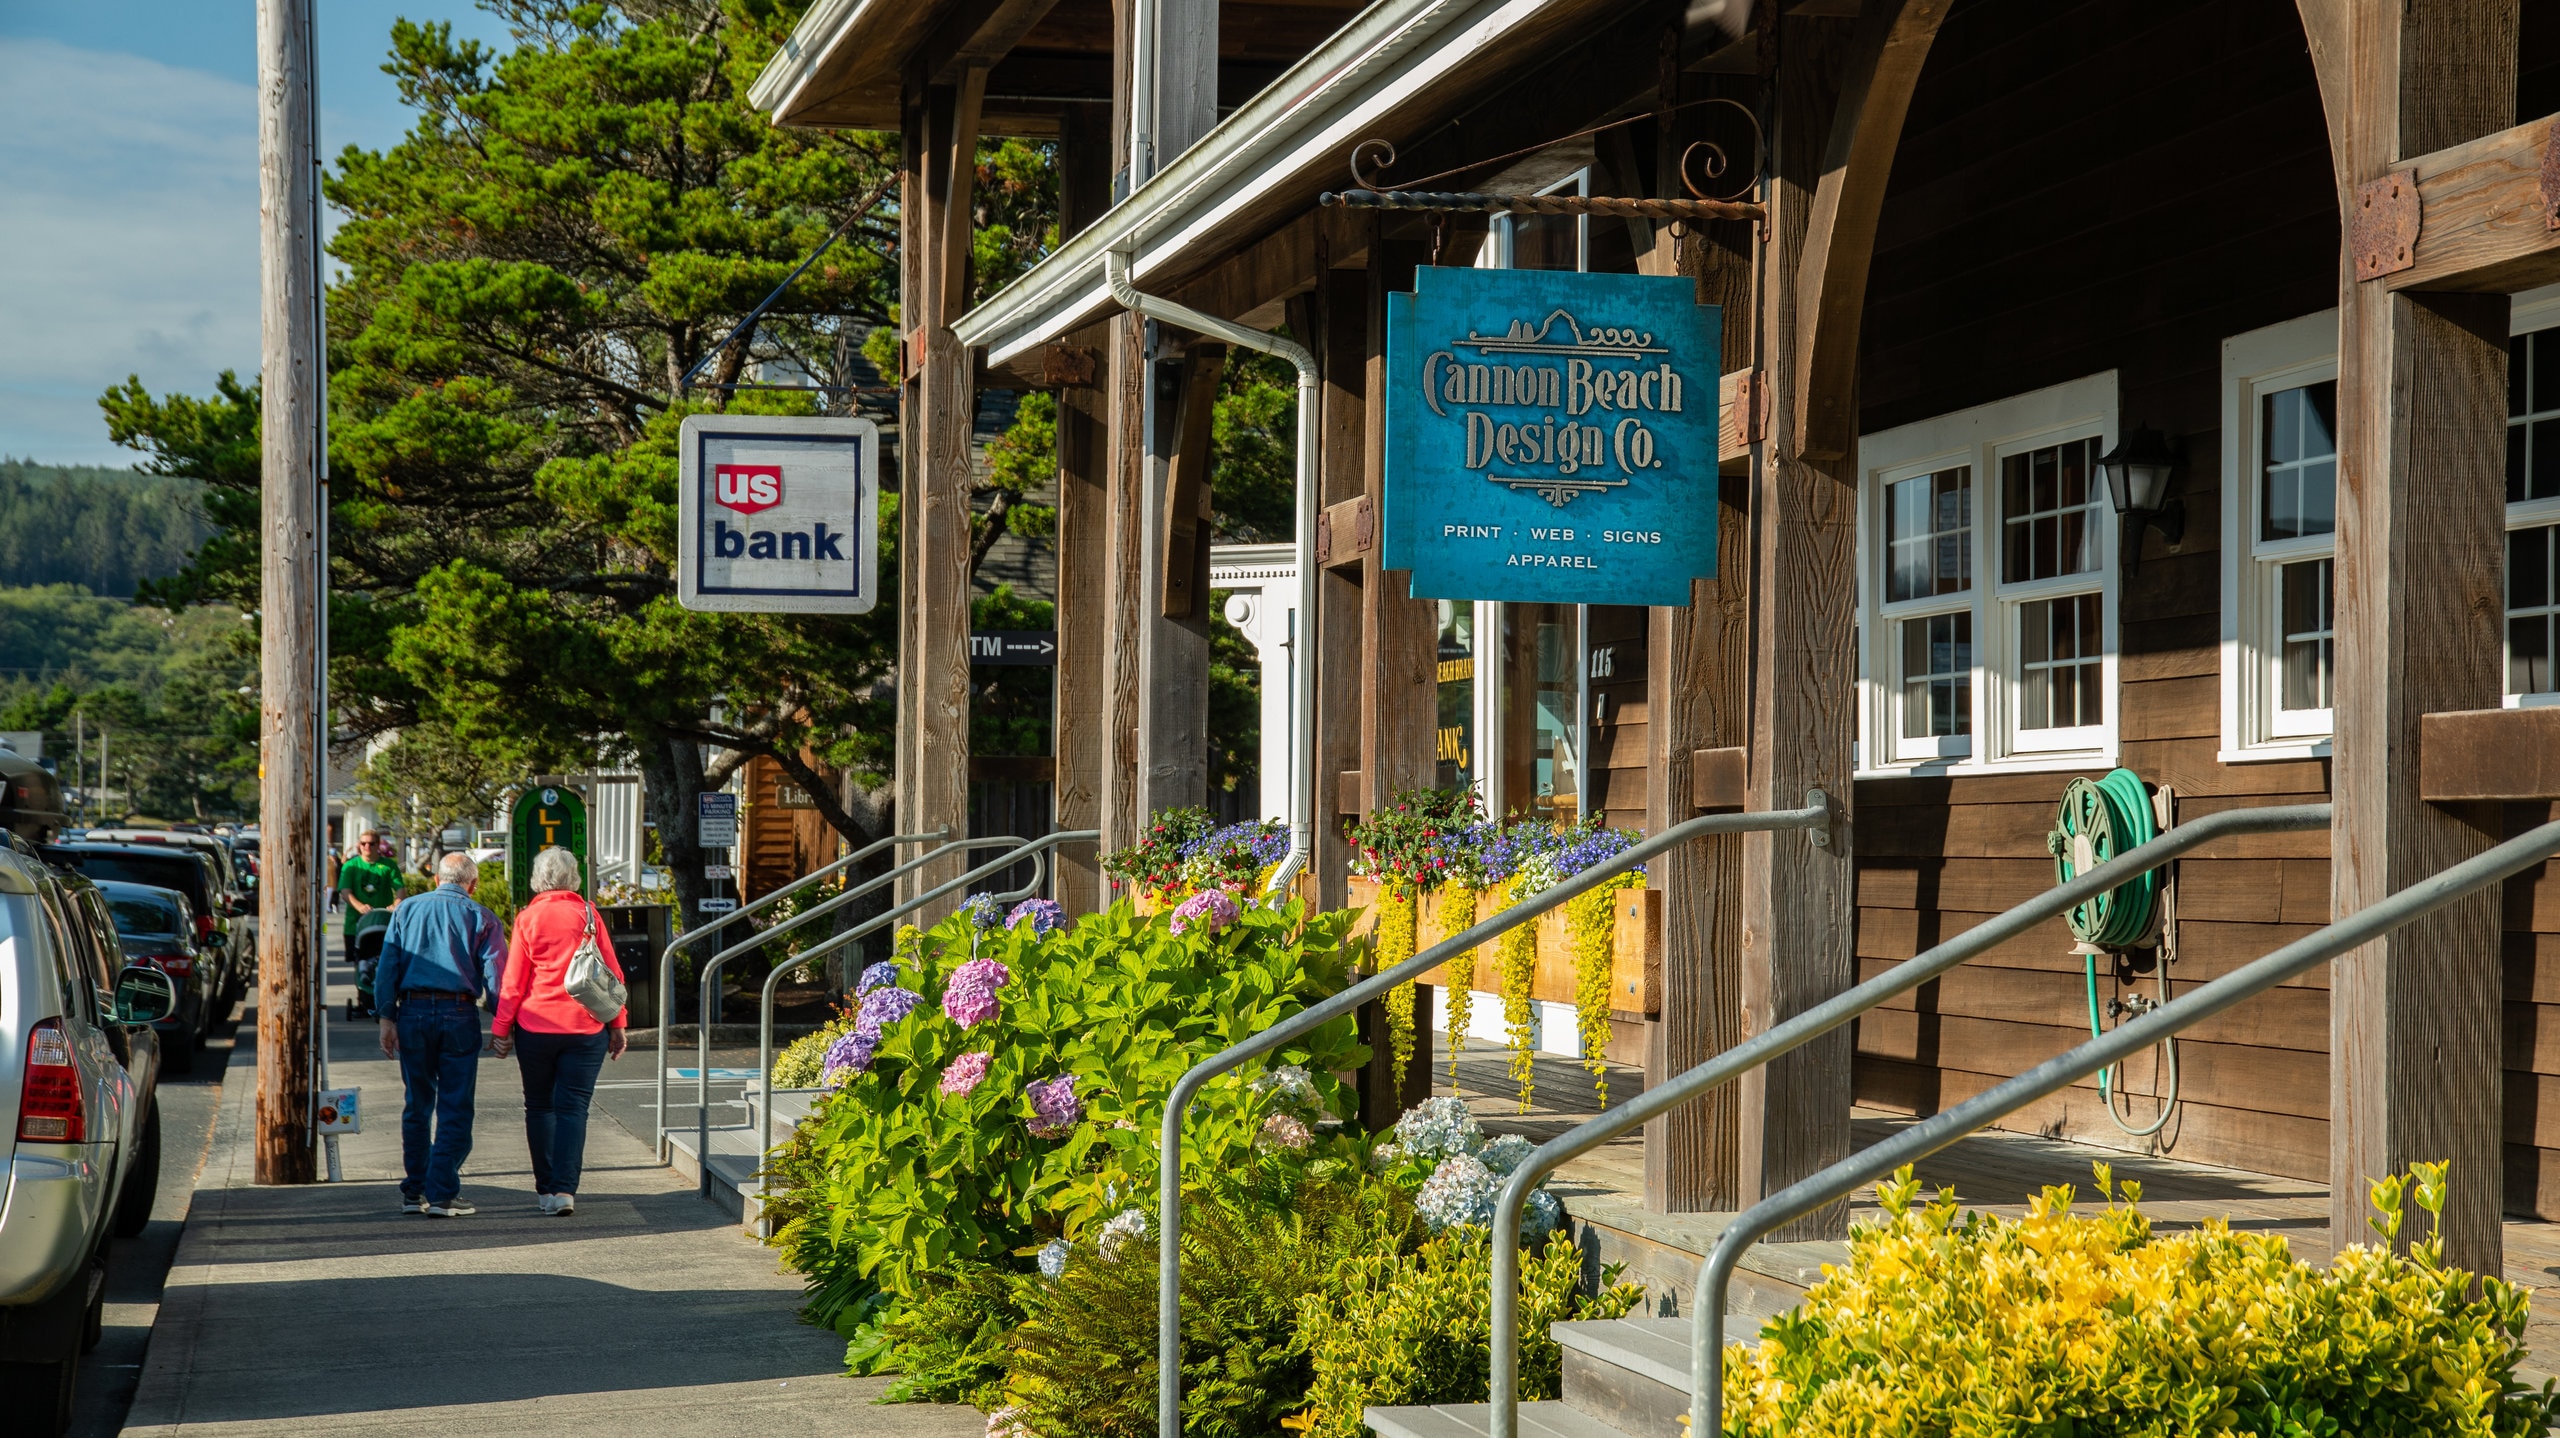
top-left (763, 896), bottom-right (1368, 1334)
top-left (769, 1001), bottom-right (857, 1090)
top-left (1718, 1161), bottom-right (2560, 1437)
top-left (854, 1261), bottom-right (1025, 1410)
top-left (1006, 1165), bottom-right (1424, 1438)
top-left (1297, 1222), bottom-right (1643, 1438)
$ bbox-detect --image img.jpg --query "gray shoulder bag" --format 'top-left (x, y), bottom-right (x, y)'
top-left (561, 899), bottom-right (627, 1024)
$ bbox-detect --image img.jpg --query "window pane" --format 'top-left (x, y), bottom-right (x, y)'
top-left (2513, 615), bottom-right (2553, 697)
top-left (1899, 613), bottom-right (1971, 739)
top-left (2279, 557), bottom-right (2335, 712)
top-left (2018, 594), bottom-right (2103, 731)
top-left (2513, 525), bottom-right (2553, 612)
top-left (2262, 382), bottom-right (2338, 542)
top-left (2537, 419), bottom-right (2560, 503)
top-left (2538, 330), bottom-right (2560, 417)
top-left (2003, 438), bottom-right (2104, 583)
top-left (2515, 525), bottom-right (2560, 697)
top-left (1885, 468), bottom-right (1971, 602)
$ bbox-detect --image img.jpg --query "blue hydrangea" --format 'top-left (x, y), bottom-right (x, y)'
top-left (1477, 1132), bottom-right (1536, 1178)
top-left (1415, 1152), bottom-right (1500, 1232)
top-left (1522, 1186), bottom-right (1564, 1238)
top-left (964, 891), bottom-right (1005, 930)
top-left (1037, 1239), bottom-right (1070, 1281)
top-left (856, 960), bottom-right (900, 996)
top-left (1392, 1096), bottom-right (1483, 1163)
top-left (1250, 1063), bottom-right (1321, 1116)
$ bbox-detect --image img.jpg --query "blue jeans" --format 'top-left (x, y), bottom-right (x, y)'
top-left (394, 997), bottom-right (482, 1203)
top-left (515, 1028), bottom-right (608, 1196)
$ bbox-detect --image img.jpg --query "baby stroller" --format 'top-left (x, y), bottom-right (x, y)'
top-left (345, 907), bottom-right (393, 1021)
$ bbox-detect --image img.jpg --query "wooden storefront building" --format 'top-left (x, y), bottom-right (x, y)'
top-left (755, 0), bottom-right (2560, 1275)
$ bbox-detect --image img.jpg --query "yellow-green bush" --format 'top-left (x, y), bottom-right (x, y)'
top-left (1715, 1162), bottom-right (2560, 1437)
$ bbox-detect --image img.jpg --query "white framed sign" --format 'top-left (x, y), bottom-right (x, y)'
top-left (678, 413), bottom-right (880, 613)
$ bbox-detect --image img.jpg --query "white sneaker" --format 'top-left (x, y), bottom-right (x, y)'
top-left (550, 1194), bottom-right (575, 1216)
top-left (535, 1194), bottom-right (562, 1215)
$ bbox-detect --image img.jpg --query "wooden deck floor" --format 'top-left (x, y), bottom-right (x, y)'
top-left (1431, 1040), bottom-right (2560, 1376)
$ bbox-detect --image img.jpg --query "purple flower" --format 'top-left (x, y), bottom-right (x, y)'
top-left (942, 957), bottom-right (1011, 1028)
top-left (1007, 898), bottom-right (1067, 936)
top-left (1025, 1073), bottom-right (1082, 1138)
top-left (822, 1030), bottom-right (876, 1081)
top-left (940, 1051), bottom-right (993, 1097)
top-left (965, 891), bottom-right (1005, 930)
top-left (855, 984), bottom-right (924, 1040)
top-left (1168, 888), bottom-right (1241, 936)
top-left (857, 960), bottom-right (900, 996)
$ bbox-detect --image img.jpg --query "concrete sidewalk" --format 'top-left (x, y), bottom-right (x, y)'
top-left (119, 1000), bottom-right (981, 1437)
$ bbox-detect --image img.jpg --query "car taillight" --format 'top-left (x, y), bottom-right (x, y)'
top-left (195, 914), bottom-right (216, 941)
top-left (18, 1020), bottom-right (84, 1143)
top-left (150, 953), bottom-right (194, 979)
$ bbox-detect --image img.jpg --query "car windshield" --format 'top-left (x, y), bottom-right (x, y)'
top-left (60, 854), bottom-right (204, 901)
top-left (107, 894), bottom-right (182, 938)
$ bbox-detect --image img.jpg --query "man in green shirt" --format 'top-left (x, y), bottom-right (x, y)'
top-left (339, 830), bottom-right (404, 942)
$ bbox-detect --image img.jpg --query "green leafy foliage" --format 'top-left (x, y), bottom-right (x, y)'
top-left (1007, 1169), bottom-right (1426, 1438)
top-left (0, 589), bottom-right (257, 821)
top-left (1297, 1223), bottom-right (1643, 1438)
top-left (762, 898), bottom-right (1368, 1323)
top-left (770, 997), bottom-right (859, 1090)
top-left (1718, 1162), bottom-right (2560, 1437)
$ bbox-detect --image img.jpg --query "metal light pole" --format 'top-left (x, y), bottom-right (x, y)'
top-left (254, 0), bottom-right (321, 1184)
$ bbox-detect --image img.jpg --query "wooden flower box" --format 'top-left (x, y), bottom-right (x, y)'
top-left (1344, 876), bottom-right (1661, 1016)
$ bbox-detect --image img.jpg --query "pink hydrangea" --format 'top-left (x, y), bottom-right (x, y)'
top-left (1258, 1112), bottom-right (1312, 1151)
top-left (1025, 1073), bottom-right (1082, 1138)
top-left (1168, 887), bottom-right (1241, 936)
top-left (941, 957), bottom-right (1010, 1028)
top-left (940, 1051), bottom-right (993, 1098)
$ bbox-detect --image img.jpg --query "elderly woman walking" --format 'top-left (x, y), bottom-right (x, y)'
top-left (491, 847), bottom-right (627, 1215)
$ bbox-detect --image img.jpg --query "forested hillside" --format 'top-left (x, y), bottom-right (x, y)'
top-left (0, 458), bottom-right (210, 595)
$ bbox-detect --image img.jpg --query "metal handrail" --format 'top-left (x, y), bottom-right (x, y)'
top-left (1689, 815), bottom-right (2560, 1437)
top-left (653, 827), bottom-right (945, 1153)
top-left (752, 842), bottom-right (1060, 1159)
top-left (689, 834), bottom-right (1028, 1194)
top-left (1479, 800), bottom-right (2332, 1437)
top-left (1156, 795), bottom-right (1836, 1438)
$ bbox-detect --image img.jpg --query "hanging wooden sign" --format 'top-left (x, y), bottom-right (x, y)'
top-left (1383, 268), bottom-right (1720, 605)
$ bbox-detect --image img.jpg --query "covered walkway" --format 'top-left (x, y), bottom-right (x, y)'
top-left (116, 992), bottom-right (977, 1438)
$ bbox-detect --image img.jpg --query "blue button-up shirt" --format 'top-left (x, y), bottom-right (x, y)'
top-left (374, 883), bottom-right (506, 1021)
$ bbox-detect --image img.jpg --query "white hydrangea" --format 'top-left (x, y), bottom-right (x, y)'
top-left (1249, 1063), bottom-right (1322, 1116)
top-left (1393, 1096), bottom-right (1484, 1164)
top-left (1037, 1239), bottom-right (1071, 1280)
top-left (1477, 1132), bottom-right (1536, 1177)
top-left (1415, 1152), bottom-right (1501, 1232)
top-left (1368, 1141), bottom-right (1406, 1173)
top-left (1096, 1207), bottom-right (1150, 1263)
top-left (1522, 1187), bottom-right (1564, 1239)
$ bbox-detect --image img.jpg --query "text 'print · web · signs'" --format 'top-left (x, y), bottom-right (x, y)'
top-left (1384, 269), bottom-right (1720, 607)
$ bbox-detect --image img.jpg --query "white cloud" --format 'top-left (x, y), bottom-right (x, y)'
top-left (0, 38), bottom-right (259, 467)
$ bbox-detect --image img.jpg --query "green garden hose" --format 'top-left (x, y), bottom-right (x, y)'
top-left (2049, 769), bottom-right (2177, 1137)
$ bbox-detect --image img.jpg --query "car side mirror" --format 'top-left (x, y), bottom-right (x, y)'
top-left (114, 965), bottom-right (180, 1025)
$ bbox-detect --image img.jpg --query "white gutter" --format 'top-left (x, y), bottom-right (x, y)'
top-left (1104, 250), bottom-right (1320, 897)
top-left (746, 0), bottom-right (874, 119)
top-left (957, 0), bottom-right (1560, 364)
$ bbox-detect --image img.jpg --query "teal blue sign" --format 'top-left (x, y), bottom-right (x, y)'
top-left (1384, 268), bottom-right (1720, 605)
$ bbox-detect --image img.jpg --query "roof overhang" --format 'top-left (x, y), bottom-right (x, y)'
top-left (749, 0), bottom-right (925, 130)
top-left (955, 0), bottom-right (1584, 366)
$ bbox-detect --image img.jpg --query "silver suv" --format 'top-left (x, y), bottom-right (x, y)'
top-left (0, 845), bottom-right (177, 1434)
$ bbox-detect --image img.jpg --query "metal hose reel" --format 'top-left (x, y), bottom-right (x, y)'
top-left (2048, 768), bottom-right (2177, 1137)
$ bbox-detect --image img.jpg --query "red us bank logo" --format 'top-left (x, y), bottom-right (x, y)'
top-left (714, 463), bottom-right (783, 515)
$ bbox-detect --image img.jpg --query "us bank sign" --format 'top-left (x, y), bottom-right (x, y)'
top-left (1384, 268), bottom-right (1720, 606)
top-left (678, 413), bottom-right (879, 614)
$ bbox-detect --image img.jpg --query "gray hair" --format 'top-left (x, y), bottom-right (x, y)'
top-left (530, 846), bottom-right (583, 894)
top-left (435, 851), bottom-right (478, 886)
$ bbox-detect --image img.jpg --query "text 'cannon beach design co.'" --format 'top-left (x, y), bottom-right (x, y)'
top-left (1424, 308), bottom-right (1688, 509)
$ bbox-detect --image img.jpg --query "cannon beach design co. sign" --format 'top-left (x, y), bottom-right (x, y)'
top-left (1384, 268), bottom-right (1720, 606)
top-left (678, 413), bottom-right (880, 613)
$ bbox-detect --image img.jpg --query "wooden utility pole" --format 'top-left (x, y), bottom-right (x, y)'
top-left (254, 0), bottom-right (319, 1185)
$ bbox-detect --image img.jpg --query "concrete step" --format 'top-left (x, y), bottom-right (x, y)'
top-left (1555, 1317), bottom-right (1693, 1438)
top-left (1363, 1400), bottom-right (1632, 1438)
top-left (660, 1123), bottom-right (771, 1234)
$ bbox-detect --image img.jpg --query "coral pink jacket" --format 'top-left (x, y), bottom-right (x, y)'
top-left (494, 889), bottom-right (627, 1036)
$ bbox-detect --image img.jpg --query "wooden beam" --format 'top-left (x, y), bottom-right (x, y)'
top-left (1101, 310), bottom-right (1147, 867)
top-left (1160, 344), bottom-right (1226, 618)
top-left (1050, 105), bottom-right (1111, 914)
top-left (1164, 206), bottom-right (1375, 330)
top-left (2380, 115), bottom-right (2560, 293)
top-left (2314, 0), bottom-right (2518, 1282)
top-left (1316, 494), bottom-right (1372, 570)
top-left (2422, 707), bottom-right (2560, 803)
top-left (1791, 0), bottom-right (1955, 461)
top-left (920, 0), bottom-right (1062, 86)
top-left (1306, 267), bottom-right (1368, 916)
top-left (1361, 233), bottom-right (1440, 819)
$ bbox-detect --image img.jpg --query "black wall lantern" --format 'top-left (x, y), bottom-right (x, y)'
top-left (2097, 424), bottom-right (2183, 565)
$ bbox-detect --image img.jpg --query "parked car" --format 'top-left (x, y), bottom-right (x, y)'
top-left (93, 882), bottom-right (212, 1073)
top-left (0, 846), bottom-right (177, 1434)
top-left (38, 844), bottom-right (245, 1018)
top-left (79, 830), bottom-right (251, 921)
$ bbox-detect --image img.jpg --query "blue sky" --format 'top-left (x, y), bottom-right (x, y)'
top-left (0, 0), bottom-right (514, 466)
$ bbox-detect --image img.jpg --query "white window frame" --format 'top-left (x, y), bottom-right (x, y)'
top-left (1856, 373), bottom-right (2121, 778)
top-left (2507, 287), bottom-right (2560, 709)
top-left (2219, 309), bottom-right (2340, 762)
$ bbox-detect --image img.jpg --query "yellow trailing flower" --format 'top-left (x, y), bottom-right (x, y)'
top-left (1377, 884), bottom-right (1419, 1090)
top-left (1438, 880), bottom-right (1478, 1086)
top-left (1490, 878), bottom-right (1539, 1112)
top-left (1565, 874), bottom-right (1639, 1107)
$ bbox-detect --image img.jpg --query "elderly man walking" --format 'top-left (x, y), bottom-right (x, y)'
top-left (375, 851), bottom-right (507, 1216)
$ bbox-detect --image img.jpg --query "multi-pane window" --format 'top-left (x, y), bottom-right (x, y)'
top-left (2280, 558), bottom-right (2335, 712)
top-left (1888, 469), bottom-right (1972, 601)
top-left (1998, 436), bottom-right (2108, 748)
top-left (1900, 613), bottom-right (1972, 739)
top-left (2019, 593), bottom-right (2104, 730)
top-left (2000, 439), bottom-right (2103, 584)
top-left (2510, 525), bottom-right (2557, 698)
top-left (2508, 329), bottom-right (2560, 703)
top-left (2263, 384), bottom-right (2339, 542)
top-left (1879, 466), bottom-right (1978, 757)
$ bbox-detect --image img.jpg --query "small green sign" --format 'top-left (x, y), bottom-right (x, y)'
top-left (509, 784), bottom-right (591, 908)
